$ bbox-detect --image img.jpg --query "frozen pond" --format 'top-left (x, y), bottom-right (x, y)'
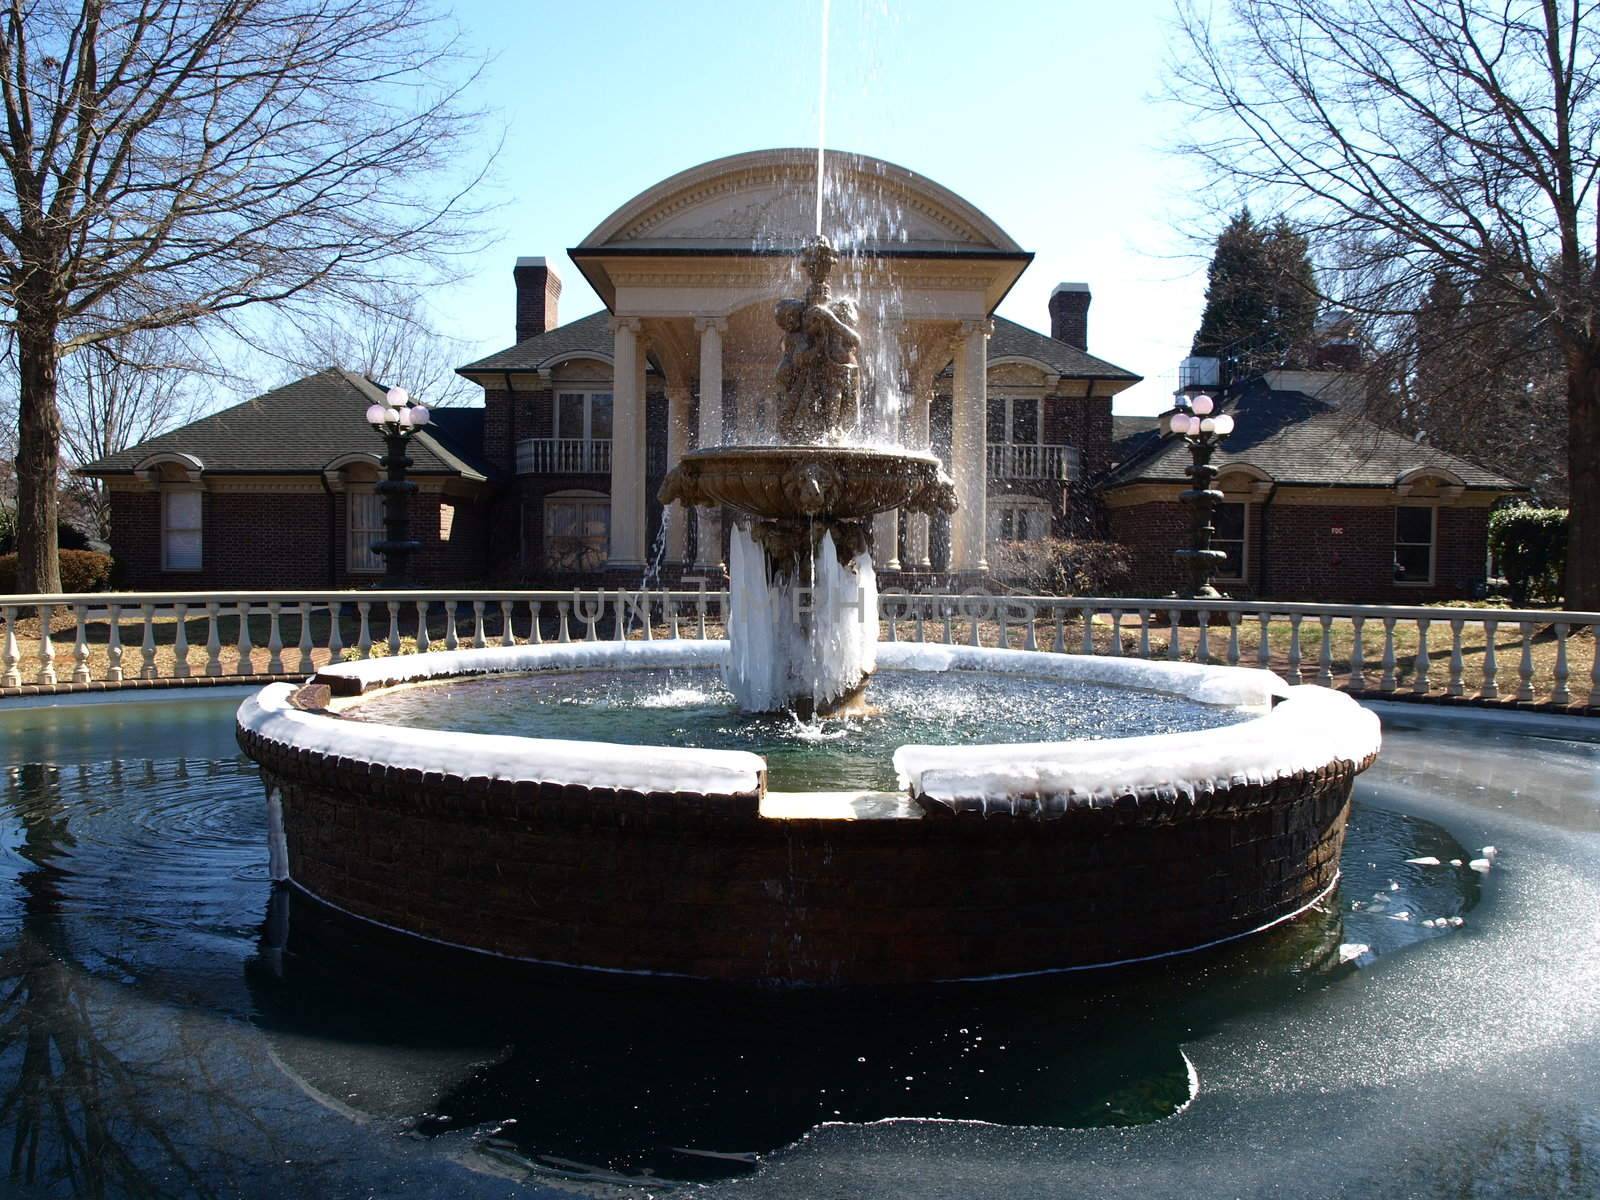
top-left (0, 691), bottom-right (1596, 1197)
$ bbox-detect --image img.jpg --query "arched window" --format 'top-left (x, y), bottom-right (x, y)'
top-left (542, 490), bottom-right (610, 572)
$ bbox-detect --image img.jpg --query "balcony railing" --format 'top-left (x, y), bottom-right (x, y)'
top-left (516, 437), bottom-right (611, 474)
top-left (988, 442), bottom-right (1081, 481)
top-left (1, 590), bottom-right (1596, 711)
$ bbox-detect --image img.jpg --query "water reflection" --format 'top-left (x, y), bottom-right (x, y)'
top-left (245, 793), bottom-right (1480, 1185)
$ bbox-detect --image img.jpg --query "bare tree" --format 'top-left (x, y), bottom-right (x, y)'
top-left (266, 290), bottom-right (475, 406)
top-left (0, 0), bottom-right (491, 592)
top-left (1172, 0), bottom-right (1600, 606)
top-left (57, 327), bottom-right (212, 539)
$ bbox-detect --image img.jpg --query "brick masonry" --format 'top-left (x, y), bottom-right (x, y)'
top-left (1110, 498), bottom-right (1491, 602)
top-left (110, 485), bottom-right (491, 590)
top-left (240, 711), bottom-right (1362, 986)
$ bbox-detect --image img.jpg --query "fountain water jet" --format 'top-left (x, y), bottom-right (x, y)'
top-left (660, 235), bottom-right (954, 715)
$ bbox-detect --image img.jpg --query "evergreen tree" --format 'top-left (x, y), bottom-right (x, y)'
top-left (1191, 210), bottom-right (1318, 382)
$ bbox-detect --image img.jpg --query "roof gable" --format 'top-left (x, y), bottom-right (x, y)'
top-left (80, 369), bottom-right (490, 480)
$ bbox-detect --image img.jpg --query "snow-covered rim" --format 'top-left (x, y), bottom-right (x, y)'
top-left (236, 640), bottom-right (1380, 805)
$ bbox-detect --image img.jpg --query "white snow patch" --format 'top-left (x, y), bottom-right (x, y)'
top-left (895, 682), bottom-right (1379, 803)
top-left (239, 676), bottom-right (764, 798)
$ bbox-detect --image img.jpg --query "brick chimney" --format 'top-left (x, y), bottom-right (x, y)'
top-left (514, 256), bottom-right (561, 342)
top-left (1049, 282), bottom-right (1091, 350)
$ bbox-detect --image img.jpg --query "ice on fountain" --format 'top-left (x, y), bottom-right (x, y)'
top-left (723, 524), bottom-right (877, 714)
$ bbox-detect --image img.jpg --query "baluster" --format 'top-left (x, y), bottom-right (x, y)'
top-left (297, 602), bottom-right (314, 673)
top-left (35, 603), bottom-right (57, 685)
top-left (531, 600), bottom-right (546, 644)
top-left (1138, 608), bottom-right (1152, 659)
top-left (173, 603), bottom-right (191, 679)
top-left (107, 604), bottom-right (125, 683)
top-left (1025, 604), bottom-right (1039, 652)
top-left (500, 600), bottom-right (516, 647)
top-left (204, 603), bottom-right (221, 677)
top-left (1167, 608), bottom-right (1181, 661)
top-left (943, 603), bottom-right (955, 645)
top-left (1517, 621), bottom-right (1536, 701)
top-left (1081, 606), bottom-right (1096, 655)
top-left (71, 605), bottom-right (91, 684)
top-left (1053, 610), bottom-right (1066, 653)
top-left (694, 594), bottom-right (706, 641)
top-left (1589, 621), bottom-right (1600, 708)
top-left (1481, 620), bottom-right (1499, 699)
top-left (1287, 614), bottom-right (1303, 682)
top-left (968, 601), bottom-right (983, 648)
top-left (1349, 616), bottom-right (1367, 691)
top-left (266, 603), bottom-right (285, 674)
top-left (668, 597), bottom-right (681, 640)
top-left (356, 602), bottom-right (373, 659)
top-left (1257, 611), bottom-right (1271, 669)
top-left (1317, 615), bottom-right (1333, 686)
top-left (1380, 617), bottom-right (1397, 692)
top-left (1, 606), bottom-right (18, 687)
top-left (1552, 623), bottom-right (1570, 705)
top-left (326, 600), bottom-right (344, 663)
top-left (994, 602), bottom-right (1006, 649)
top-left (1447, 618), bottom-right (1465, 697)
top-left (915, 601), bottom-right (927, 643)
top-left (472, 601), bottom-right (487, 648)
top-left (558, 601), bottom-right (572, 643)
top-left (888, 596), bottom-right (901, 643)
top-left (386, 601), bottom-right (402, 656)
top-left (1196, 610), bottom-right (1211, 664)
top-left (1412, 617), bottom-right (1432, 695)
top-left (416, 601), bottom-right (435, 659)
top-left (1107, 609), bottom-right (1122, 656)
top-left (140, 604), bottom-right (157, 680)
top-left (1227, 611), bottom-right (1241, 666)
top-left (612, 593), bottom-right (626, 641)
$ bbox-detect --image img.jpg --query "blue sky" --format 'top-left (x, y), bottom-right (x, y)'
top-left (427, 0), bottom-right (1216, 414)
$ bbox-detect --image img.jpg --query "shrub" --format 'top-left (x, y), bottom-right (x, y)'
top-left (0, 549), bottom-right (114, 594)
top-left (989, 536), bottom-right (1133, 596)
top-left (1488, 505), bottom-right (1567, 605)
top-left (0, 520), bottom-right (93, 555)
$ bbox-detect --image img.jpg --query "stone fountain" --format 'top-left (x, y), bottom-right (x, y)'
top-left (660, 236), bottom-right (955, 716)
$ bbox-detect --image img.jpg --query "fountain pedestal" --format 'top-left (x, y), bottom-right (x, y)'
top-left (660, 236), bottom-right (955, 715)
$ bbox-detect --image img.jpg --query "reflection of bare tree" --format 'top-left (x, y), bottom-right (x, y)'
top-left (0, 762), bottom-right (271, 1198)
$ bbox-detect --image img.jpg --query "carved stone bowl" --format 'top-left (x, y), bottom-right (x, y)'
top-left (659, 445), bottom-right (957, 522)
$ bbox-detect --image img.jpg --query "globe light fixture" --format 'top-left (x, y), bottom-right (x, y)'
top-left (1167, 357), bottom-right (1234, 600)
top-left (365, 385), bottom-right (432, 586)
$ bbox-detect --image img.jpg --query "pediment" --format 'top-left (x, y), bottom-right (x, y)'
top-left (582, 149), bottom-right (1021, 255)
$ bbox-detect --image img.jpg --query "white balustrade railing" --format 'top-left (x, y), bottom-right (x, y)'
top-left (1, 590), bottom-right (1596, 710)
top-left (985, 442), bottom-right (1082, 481)
top-left (515, 437), bottom-right (612, 474)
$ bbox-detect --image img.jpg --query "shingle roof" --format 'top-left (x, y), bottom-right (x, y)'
top-left (80, 369), bottom-right (491, 481)
top-left (987, 317), bottom-right (1141, 382)
top-left (1102, 377), bottom-right (1523, 491)
top-left (1111, 414), bottom-right (1161, 467)
top-left (458, 310), bottom-right (613, 374)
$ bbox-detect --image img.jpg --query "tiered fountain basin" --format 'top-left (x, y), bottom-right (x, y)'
top-left (237, 642), bottom-right (1380, 986)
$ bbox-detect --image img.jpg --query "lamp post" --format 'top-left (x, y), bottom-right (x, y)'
top-left (1164, 360), bottom-right (1236, 599)
top-left (364, 386), bottom-right (430, 586)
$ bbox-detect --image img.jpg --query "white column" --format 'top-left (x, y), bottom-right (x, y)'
top-left (607, 317), bottom-right (646, 568)
top-left (950, 319), bottom-right (991, 574)
top-left (873, 510), bottom-right (901, 570)
top-left (694, 318), bottom-right (725, 568)
top-left (909, 366), bottom-right (933, 569)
